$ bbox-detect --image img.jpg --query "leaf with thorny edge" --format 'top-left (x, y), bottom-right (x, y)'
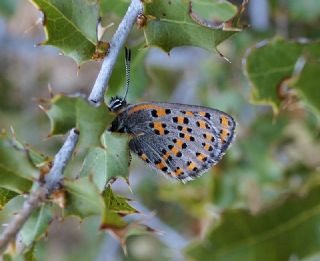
top-left (244, 37), bottom-right (320, 114)
top-left (143, 0), bottom-right (248, 59)
top-left (0, 133), bottom-right (35, 195)
top-left (30, 0), bottom-right (99, 65)
top-left (101, 186), bottom-right (156, 254)
top-left (44, 95), bottom-right (113, 148)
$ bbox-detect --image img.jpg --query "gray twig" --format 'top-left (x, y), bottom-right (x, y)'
top-left (0, 187), bottom-right (45, 254)
top-left (88, 0), bottom-right (143, 105)
top-left (0, 0), bottom-right (143, 253)
top-left (44, 128), bottom-right (80, 194)
top-left (0, 128), bottom-right (79, 254)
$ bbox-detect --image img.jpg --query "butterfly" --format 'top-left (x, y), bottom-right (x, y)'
top-left (108, 48), bottom-right (236, 183)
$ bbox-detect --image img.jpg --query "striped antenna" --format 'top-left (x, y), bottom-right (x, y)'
top-left (123, 47), bottom-right (131, 100)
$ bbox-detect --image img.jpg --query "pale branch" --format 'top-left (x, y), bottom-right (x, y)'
top-left (0, 0), bottom-right (144, 253)
top-left (44, 128), bottom-right (80, 194)
top-left (0, 187), bottom-right (45, 254)
top-left (88, 0), bottom-right (144, 105)
top-left (0, 128), bottom-right (79, 254)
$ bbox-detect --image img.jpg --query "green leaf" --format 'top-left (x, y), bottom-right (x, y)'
top-left (101, 132), bottom-right (130, 179)
top-left (23, 245), bottom-right (37, 261)
top-left (0, 165), bottom-right (32, 194)
top-left (80, 147), bottom-right (108, 191)
top-left (10, 137), bottom-right (51, 168)
top-left (80, 132), bottom-right (130, 190)
top-left (25, 146), bottom-right (51, 168)
top-left (100, 0), bottom-right (129, 17)
top-left (191, 0), bottom-right (237, 21)
top-left (46, 95), bottom-right (76, 135)
top-left (20, 204), bottom-right (52, 247)
top-left (100, 187), bottom-right (142, 237)
top-left (143, 0), bottom-right (241, 53)
top-left (30, 0), bottom-right (98, 64)
top-left (0, 135), bottom-right (35, 194)
top-left (244, 38), bottom-right (320, 114)
top-left (65, 177), bottom-right (104, 218)
top-left (101, 208), bottom-right (128, 229)
top-left (186, 185), bottom-right (320, 261)
top-left (46, 95), bottom-right (113, 148)
top-left (75, 98), bottom-right (112, 148)
top-left (290, 58), bottom-right (320, 115)
top-left (103, 186), bottom-right (137, 215)
top-left (0, 188), bottom-right (18, 210)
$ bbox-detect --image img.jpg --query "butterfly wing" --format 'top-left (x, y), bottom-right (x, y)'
top-left (122, 102), bottom-right (236, 182)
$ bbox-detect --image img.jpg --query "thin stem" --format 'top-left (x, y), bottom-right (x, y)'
top-left (0, 128), bottom-right (79, 254)
top-left (0, 187), bottom-right (45, 254)
top-left (44, 128), bottom-right (80, 195)
top-left (88, 0), bottom-right (143, 105)
top-left (0, 0), bottom-right (143, 253)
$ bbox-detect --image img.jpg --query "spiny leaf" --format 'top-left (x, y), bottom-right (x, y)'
top-left (103, 186), bottom-right (137, 215)
top-left (10, 137), bottom-right (51, 168)
top-left (100, 209), bottom-right (128, 230)
top-left (30, 0), bottom-right (98, 64)
top-left (143, 0), bottom-right (242, 54)
top-left (65, 177), bottom-right (104, 218)
top-left (244, 38), bottom-right (320, 114)
top-left (99, 0), bottom-right (129, 17)
top-left (46, 95), bottom-right (77, 135)
top-left (101, 132), bottom-right (130, 180)
top-left (0, 188), bottom-right (18, 210)
top-left (100, 187), bottom-right (155, 250)
top-left (0, 134), bottom-right (35, 194)
top-left (23, 244), bottom-right (37, 261)
top-left (80, 147), bottom-right (109, 192)
top-left (290, 57), bottom-right (320, 114)
top-left (186, 184), bottom-right (320, 261)
top-left (80, 132), bottom-right (130, 190)
top-left (75, 98), bottom-right (112, 147)
top-left (191, 0), bottom-right (237, 21)
top-left (45, 95), bottom-right (113, 148)
top-left (20, 204), bottom-right (52, 247)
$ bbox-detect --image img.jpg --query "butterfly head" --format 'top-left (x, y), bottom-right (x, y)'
top-left (108, 96), bottom-right (127, 112)
top-left (108, 96), bottom-right (127, 132)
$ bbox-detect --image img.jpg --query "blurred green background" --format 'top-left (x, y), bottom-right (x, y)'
top-left (0, 0), bottom-right (320, 260)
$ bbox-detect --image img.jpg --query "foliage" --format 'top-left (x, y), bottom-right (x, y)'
top-left (143, 0), bottom-right (240, 53)
top-left (30, 0), bottom-right (98, 64)
top-left (0, 0), bottom-right (320, 260)
top-left (186, 183), bottom-right (320, 260)
top-left (244, 38), bottom-right (320, 114)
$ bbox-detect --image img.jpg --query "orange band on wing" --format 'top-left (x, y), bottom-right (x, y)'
top-left (162, 151), bottom-right (171, 161)
top-left (153, 122), bottom-right (165, 135)
top-left (140, 153), bottom-right (148, 161)
top-left (185, 111), bottom-right (194, 116)
top-left (128, 104), bottom-right (164, 114)
top-left (156, 161), bottom-right (167, 170)
top-left (220, 129), bottom-right (230, 142)
top-left (176, 139), bottom-right (184, 148)
top-left (187, 161), bottom-right (197, 171)
top-left (175, 168), bottom-right (184, 176)
top-left (221, 115), bottom-right (230, 128)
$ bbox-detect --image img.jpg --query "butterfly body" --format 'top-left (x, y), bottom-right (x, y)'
top-left (109, 101), bottom-right (236, 183)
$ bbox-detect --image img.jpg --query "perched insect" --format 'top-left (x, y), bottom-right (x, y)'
top-left (108, 48), bottom-right (236, 183)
